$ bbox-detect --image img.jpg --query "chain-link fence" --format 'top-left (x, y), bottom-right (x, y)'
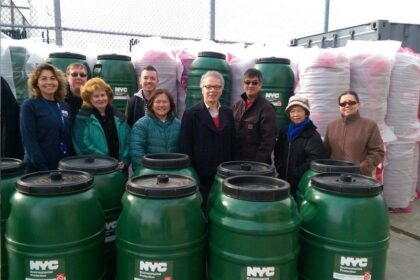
top-left (1, 0), bottom-right (326, 51)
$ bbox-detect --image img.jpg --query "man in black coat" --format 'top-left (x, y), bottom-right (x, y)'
top-left (180, 71), bottom-right (236, 205)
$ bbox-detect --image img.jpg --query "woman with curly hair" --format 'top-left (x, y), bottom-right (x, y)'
top-left (20, 63), bottom-right (71, 172)
top-left (72, 77), bottom-right (130, 170)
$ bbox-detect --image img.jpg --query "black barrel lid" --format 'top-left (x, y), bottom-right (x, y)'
top-left (223, 175), bottom-right (289, 202)
top-left (255, 57), bottom-right (290, 65)
top-left (127, 174), bottom-right (197, 198)
top-left (310, 159), bottom-right (360, 174)
top-left (97, 54), bottom-right (131, 61)
top-left (198, 51), bottom-right (226, 60)
top-left (311, 172), bottom-right (383, 196)
top-left (58, 155), bottom-right (118, 174)
top-left (48, 52), bottom-right (86, 60)
top-left (217, 161), bottom-right (275, 178)
top-left (142, 153), bottom-right (190, 169)
top-left (1, 158), bottom-right (25, 175)
top-left (16, 170), bottom-right (93, 195)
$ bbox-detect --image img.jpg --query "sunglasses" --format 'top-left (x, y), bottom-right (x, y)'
top-left (244, 80), bottom-right (259, 85)
top-left (203, 85), bottom-right (222, 90)
top-left (339, 101), bottom-right (358, 107)
top-left (70, 72), bottom-right (87, 78)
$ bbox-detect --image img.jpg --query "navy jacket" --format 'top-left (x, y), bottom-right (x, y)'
top-left (180, 101), bottom-right (236, 189)
top-left (20, 97), bottom-right (71, 171)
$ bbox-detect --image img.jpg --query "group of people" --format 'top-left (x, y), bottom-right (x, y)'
top-left (20, 62), bottom-right (385, 205)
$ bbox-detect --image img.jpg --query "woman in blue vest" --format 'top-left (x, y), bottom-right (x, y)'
top-left (129, 89), bottom-right (181, 171)
top-left (20, 63), bottom-right (71, 172)
top-left (72, 77), bottom-right (130, 170)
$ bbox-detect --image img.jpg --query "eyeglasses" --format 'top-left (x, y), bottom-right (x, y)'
top-left (339, 101), bottom-right (358, 107)
top-left (203, 85), bottom-right (222, 90)
top-left (70, 72), bottom-right (87, 78)
top-left (244, 80), bottom-right (259, 86)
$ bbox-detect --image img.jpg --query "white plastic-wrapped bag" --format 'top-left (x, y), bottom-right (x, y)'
top-left (295, 47), bottom-right (350, 136)
top-left (383, 142), bottom-right (416, 208)
top-left (386, 48), bottom-right (420, 141)
top-left (346, 40), bottom-right (401, 143)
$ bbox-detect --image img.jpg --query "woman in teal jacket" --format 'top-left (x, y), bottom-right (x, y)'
top-left (72, 78), bottom-right (130, 170)
top-left (130, 89), bottom-right (180, 170)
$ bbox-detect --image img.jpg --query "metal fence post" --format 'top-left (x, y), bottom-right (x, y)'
top-left (54, 0), bottom-right (63, 46)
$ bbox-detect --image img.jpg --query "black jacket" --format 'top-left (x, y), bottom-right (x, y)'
top-left (126, 93), bottom-right (147, 128)
top-left (274, 121), bottom-right (326, 196)
top-left (180, 101), bottom-right (236, 199)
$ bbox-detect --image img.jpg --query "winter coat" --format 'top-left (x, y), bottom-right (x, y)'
top-left (232, 93), bottom-right (277, 164)
top-left (126, 90), bottom-right (148, 128)
top-left (180, 101), bottom-right (236, 198)
top-left (324, 112), bottom-right (384, 176)
top-left (72, 106), bottom-right (131, 165)
top-left (274, 121), bottom-right (326, 196)
top-left (20, 97), bottom-right (71, 171)
top-left (130, 114), bottom-right (181, 169)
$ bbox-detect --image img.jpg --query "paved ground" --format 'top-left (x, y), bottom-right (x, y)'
top-left (386, 198), bottom-right (420, 279)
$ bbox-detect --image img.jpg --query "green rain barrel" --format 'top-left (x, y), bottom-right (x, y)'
top-left (209, 175), bottom-right (301, 280)
top-left (93, 54), bottom-right (138, 112)
top-left (6, 170), bottom-right (106, 279)
top-left (116, 174), bottom-right (206, 280)
top-left (47, 52), bottom-right (92, 78)
top-left (133, 153), bottom-right (199, 183)
top-left (296, 159), bottom-right (360, 207)
top-left (299, 173), bottom-right (389, 280)
top-left (0, 158), bottom-right (24, 279)
top-left (187, 51), bottom-right (230, 108)
top-left (208, 161), bottom-right (275, 211)
top-left (58, 155), bottom-right (126, 280)
top-left (255, 57), bottom-right (295, 131)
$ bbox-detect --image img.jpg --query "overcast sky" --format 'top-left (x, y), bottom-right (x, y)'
top-left (26, 0), bottom-right (420, 48)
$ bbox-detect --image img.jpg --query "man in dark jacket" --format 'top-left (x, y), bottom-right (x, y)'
top-left (65, 63), bottom-right (88, 122)
top-left (126, 65), bottom-right (159, 127)
top-left (232, 68), bottom-right (277, 164)
top-left (180, 71), bottom-right (236, 205)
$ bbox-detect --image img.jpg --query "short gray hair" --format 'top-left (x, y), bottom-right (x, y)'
top-left (66, 63), bottom-right (88, 75)
top-left (200, 71), bottom-right (224, 89)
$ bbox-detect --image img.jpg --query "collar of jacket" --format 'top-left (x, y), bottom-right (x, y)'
top-left (341, 111), bottom-right (360, 123)
top-left (240, 92), bottom-right (262, 102)
top-left (149, 113), bottom-right (174, 125)
top-left (79, 106), bottom-right (126, 122)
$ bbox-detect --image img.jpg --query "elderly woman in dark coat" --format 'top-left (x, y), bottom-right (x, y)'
top-left (274, 95), bottom-right (326, 198)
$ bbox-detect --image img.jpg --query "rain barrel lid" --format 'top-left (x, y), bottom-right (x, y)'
top-left (198, 51), bottom-right (226, 60)
top-left (217, 161), bottom-right (275, 178)
top-left (127, 174), bottom-right (197, 198)
top-left (0, 158), bottom-right (25, 175)
top-left (97, 54), bottom-right (131, 61)
top-left (48, 52), bottom-right (86, 60)
top-left (223, 175), bottom-right (289, 202)
top-left (142, 153), bottom-right (190, 169)
top-left (311, 173), bottom-right (383, 196)
top-left (310, 159), bottom-right (360, 174)
top-left (255, 57), bottom-right (290, 64)
top-left (58, 155), bottom-right (118, 174)
top-left (16, 170), bottom-right (93, 195)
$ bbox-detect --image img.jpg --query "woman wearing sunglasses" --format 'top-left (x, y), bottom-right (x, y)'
top-left (324, 91), bottom-right (384, 176)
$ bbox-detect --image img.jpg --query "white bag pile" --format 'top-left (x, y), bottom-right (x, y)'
top-left (295, 47), bottom-right (350, 136)
top-left (346, 40), bottom-right (401, 143)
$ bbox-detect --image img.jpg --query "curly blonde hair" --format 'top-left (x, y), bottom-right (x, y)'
top-left (80, 77), bottom-right (114, 108)
top-left (28, 63), bottom-right (67, 101)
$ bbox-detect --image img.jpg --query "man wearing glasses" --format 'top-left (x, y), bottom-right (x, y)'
top-left (180, 71), bottom-right (236, 206)
top-left (232, 68), bottom-right (277, 164)
top-left (65, 63), bottom-right (88, 122)
top-left (324, 90), bottom-right (384, 176)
